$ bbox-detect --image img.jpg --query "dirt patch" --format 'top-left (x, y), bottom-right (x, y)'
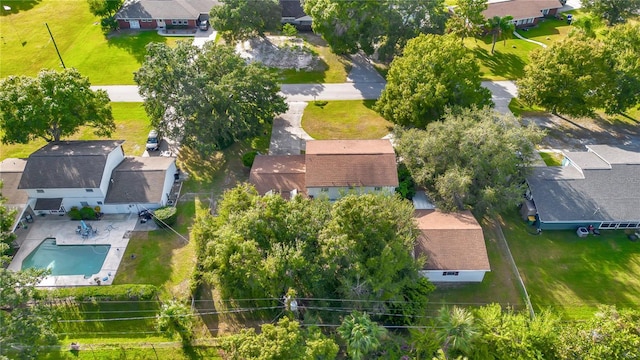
top-left (523, 113), bottom-right (640, 151)
top-left (236, 36), bottom-right (323, 70)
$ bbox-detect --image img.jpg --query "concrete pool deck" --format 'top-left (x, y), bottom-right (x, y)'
top-left (8, 214), bottom-right (147, 287)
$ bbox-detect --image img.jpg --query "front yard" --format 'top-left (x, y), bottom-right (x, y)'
top-left (301, 100), bottom-right (393, 139)
top-left (0, 0), bottom-right (184, 84)
top-left (500, 211), bottom-right (640, 319)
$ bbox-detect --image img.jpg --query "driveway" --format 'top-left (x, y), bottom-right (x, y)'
top-left (269, 102), bottom-right (313, 155)
top-left (481, 80), bottom-right (518, 115)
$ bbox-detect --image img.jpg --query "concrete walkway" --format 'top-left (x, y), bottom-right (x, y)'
top-left (192, 28), bottom-right (217, 48)
top-left (481, 80), bottom-right (518, 115)
top-left (513, 30), bottom-right (547, 48)
top-left (269, 102), bottom-right (313, 155)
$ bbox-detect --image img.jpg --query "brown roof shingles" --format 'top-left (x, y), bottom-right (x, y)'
top-left (414, 210), bottom-right (491, 271)
top-left (305, 140), bottom-right (398, 188)
top-left (483, 0), bottom-right (562, 20)
top-left (249, 155), bottom-right (307, 196)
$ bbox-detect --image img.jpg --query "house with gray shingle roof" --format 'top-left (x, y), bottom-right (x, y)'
top-left (115, 0), bottom-right (220, 30)
top-left (526, 145), bottom-right (640, 231)
top-left (5, 141), bottom-right (177, 217)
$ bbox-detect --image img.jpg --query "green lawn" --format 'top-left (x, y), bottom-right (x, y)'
top-left (301, 100), bottom-right (393, 139)
top-left (517, 14), bottom-right (577, 46)
top-left (429, 219), bottom-right (525, 312)
top-left (39, 345), bottom-right (221, 359)
top-left (0, 103), bottom-right (151, 161)
top-left (465, 35), bottom-right (539, 80)
top-left (276, 33), bottom-right (351, 83)
top-left (500, 211), bottom-right (640, 319)
top-left (0, 0), bottom-right (185, 84)
top-left (539, 151), bottom-right (563, 166)
top-left (114, 201), bottom-right (197, 300)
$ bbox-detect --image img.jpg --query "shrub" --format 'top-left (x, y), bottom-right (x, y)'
top-left (396, 163), bottom-right (416, 200)
top-left (242, 151), bottom-right (258, 167)
top-left (153, 206), bottom-right (177, 228)
top-left (100, 16), bottom-right (118, 33)
top-left (80, 206), bottom-right (96, 220)
top-left (67, 207), bottom-right (82, 220)
top-left (314, 100), bottom-right (328, 108)
top-left (282, 23), bottom-right (298, 36)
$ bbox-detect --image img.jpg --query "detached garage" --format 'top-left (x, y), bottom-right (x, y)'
top-left (414, 210), bottom-right (491, 283)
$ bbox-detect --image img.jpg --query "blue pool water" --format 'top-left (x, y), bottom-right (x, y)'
top-left (21, 238), bottom-right (110, 277)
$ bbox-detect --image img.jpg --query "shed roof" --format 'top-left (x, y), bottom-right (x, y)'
top-left (18, 141), bottom-right (124, 189)
top-left (104, 157), bottom-right (175, 204)
top-left (484, 0), bottom-right (562, 20)
top-left (414, 210), bottom-right (490, 271)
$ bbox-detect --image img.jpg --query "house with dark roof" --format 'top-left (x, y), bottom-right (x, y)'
top-left (115, 0), bottom-right (219, 30)
top-left (526, 145), bottom-right (640, 231)
top-left (414, 210), bottom-right (491, 282)
top-left (2, 141), bottom-right (177, 218)
top-left (249, 139), bottom-right (399, 200)
top-left (483, 0), bottom-right (563, 27)
top-left (280, 0), bottom-right (312, 30)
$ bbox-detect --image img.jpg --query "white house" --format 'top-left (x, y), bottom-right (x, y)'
top-left (5, 141), bottom-right (177, 217)
top-left (414, 209), bottom-right (491, 282)
top-left (305, 140), bottom-right (398, 200)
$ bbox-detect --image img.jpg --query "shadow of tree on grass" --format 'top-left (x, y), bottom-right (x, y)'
top-left (106, 30), bottom-right (173, 64)
top-left (0, 0), bottom-right (42, 16)
top-left (474, 47), bottom-right (526, 79)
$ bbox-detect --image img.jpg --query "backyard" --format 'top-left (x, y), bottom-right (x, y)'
top-left (500, 210), bottom-right (640, 319)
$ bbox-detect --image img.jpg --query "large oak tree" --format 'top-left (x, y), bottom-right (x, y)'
top-left (582, 0), bottom-right (640, 25)
top-left (134, 42), bottom-right (287, 156)
top-left (0, 69), bottom-right (114, 144)
top-left (209, 0), bottom-right (281, 44)
top-left (395, 107), bottom-right (544, 216)
top-left (376, 34), bottom-right (492, 128)
top-left (303, 0), bottom-right (446, 60)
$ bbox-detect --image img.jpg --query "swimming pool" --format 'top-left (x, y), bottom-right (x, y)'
top-left (21, 238), bottom-right (110, 277)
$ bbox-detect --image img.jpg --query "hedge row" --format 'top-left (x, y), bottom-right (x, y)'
top-left (36, 284), bottom-right (158, 301)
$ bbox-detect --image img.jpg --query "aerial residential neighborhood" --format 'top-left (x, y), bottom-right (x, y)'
top-left (0, 0), bottom-right (639, 358)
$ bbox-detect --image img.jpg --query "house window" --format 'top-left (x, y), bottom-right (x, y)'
top-left (81, 202), bottom-right (89, 207)
top-left (618, 223), bottom-right (630, 228)
top-left (85, 189), bottom-right (94, 192)
top-left (36, 189), bottom-right (44, 193)
top-left (442, 271), bottom-right (459, 276)
top-left (629, 223), bottom-right (639, 229)
top-left (171, 19), bottom-right (188, 25)
top-left (542, 8), bottom-right (550, 15)
top-left (320, 187), bottom-right (329, 192)
top-left (141, 19), bottom-right (152, 22)
top-left (97, 201), bottom-right (103, 205)
top-left (374, 187), bottom-right (382, 191)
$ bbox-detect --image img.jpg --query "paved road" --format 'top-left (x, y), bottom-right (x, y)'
top-left (93, 82), bottom-right (387, 102)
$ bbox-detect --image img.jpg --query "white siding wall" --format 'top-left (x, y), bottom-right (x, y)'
top-left (419, 270), bottom-right (488, 283)
top-left (160, 162), bottom-right (177, 206)
top-left (99, 145), bottom-right (126, 195)
top-left (307, 186), bottom-right (395, 200)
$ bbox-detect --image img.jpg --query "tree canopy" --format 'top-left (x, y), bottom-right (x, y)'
top-left (0, 68), bottom-right (114, 144)
top-left (375, 34), bottom-right (492, 128)
top-left (0, 268), bottom-right (58, 360)
top-left (192, 184), bottom-right (432, 322)
top-left (518, 30), bottom-right (639, 116)
top-left (395, 107), bottom-right (545, 216)
top-left (446, 0), bottom-right (488, 41)
top-left (209, 0), bottom-right (281, 44)
top-left (582, 0), bottom-right (640, 25)
top-left (87, 0), bottom-right (122, 17)
top-left (303, 0), bottom-right (446, 60)
top-left (134, 42), bottom-right (287, 156)
top-left (0, 182), bottom-right (16, 262)
top-left (485, 15), bottom-right (514, 54)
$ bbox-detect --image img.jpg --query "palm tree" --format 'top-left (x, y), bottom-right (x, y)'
top-left (486, 15), bottom-right (515, 54)
top-left (337, 311), bottom-right (387, 360)
top-left (436, 306), bottom-right (478, 358)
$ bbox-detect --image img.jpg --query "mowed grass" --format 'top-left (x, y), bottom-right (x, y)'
top-left (518, 14), bottom-right (576, 46)
top-left (465, 35), bottom-right (539, 80)
top-left (538, 151), bottom-right (563, 166)
top-left (0, 103), bottom-right (151, 161)
top-left (500, 211), bottom-right (640, 319)
top-left (429, 219), bottom-right (525, 311)
top-left (114, 200), bottom-right (197, 300)
top-left (39, 346), bottom-right (222, 359)
top-left (0, 0), bottom-right (185, 84)
top-left (302, 100), bottom-right (393, 139)
top-left (277, 33), bottom-right (351, 83)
